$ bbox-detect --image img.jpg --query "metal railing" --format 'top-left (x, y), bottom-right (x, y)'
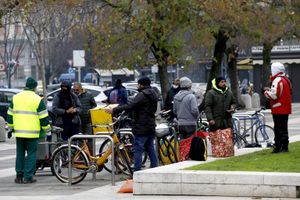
top-left (233, 111), bottom-right (266, 143)
top-left (68, 134), bottom-right (115, 186)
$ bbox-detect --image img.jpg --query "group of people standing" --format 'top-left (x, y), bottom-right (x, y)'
top-left (7, 61), bottom-right (292, 184)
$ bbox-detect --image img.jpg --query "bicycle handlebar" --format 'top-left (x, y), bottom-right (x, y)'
top-left (251, 107), bottom-right (266, 116)
top-left (157, 109), bottom-right (171, 118)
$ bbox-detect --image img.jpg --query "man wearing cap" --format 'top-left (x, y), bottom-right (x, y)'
top-left (105, 77), bottom-right (159, 172)
top-left (205, 77), bottom-right (236, 132)
top-left (264, 62), bottom-right (292, 153)
top-left (173, 77), bottom-right (199, 139)
top-left (7, 77), bottom-right (51, 184)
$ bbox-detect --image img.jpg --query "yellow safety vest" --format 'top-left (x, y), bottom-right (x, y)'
top-left (8, 90), bottom-right (48, 138)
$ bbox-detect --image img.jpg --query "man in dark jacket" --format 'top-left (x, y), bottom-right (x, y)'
top-left (105, 77), bottom-right (158, 172)
top-left (205, 77), bottom-right (236, 131)
top-left (52, 81), bottom-right (82, 141)
top-left (73, 82), bottom-right (97, 152)
top-left (163, 78), bottom-right (180, 120)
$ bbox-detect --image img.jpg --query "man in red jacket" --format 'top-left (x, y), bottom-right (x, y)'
top-left (264, 62), bottom-right (292, 153)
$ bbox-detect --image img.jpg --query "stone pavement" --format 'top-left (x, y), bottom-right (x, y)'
top-left (1, 104), bottom-right (300, 200)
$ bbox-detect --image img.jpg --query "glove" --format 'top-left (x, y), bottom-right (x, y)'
top-left (46, 135), bottom-right (52, 142)
top-left (46, 131), bottom-right (52, 142)
top-left (7, 130), bottom-right (13, 139)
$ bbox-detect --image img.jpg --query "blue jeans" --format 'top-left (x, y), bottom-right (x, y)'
top-left (134, 135), bottom-right (157, 172)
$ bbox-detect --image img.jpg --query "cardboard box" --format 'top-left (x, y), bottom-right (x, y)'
top-left (89, 104), bottom-right (118, 134)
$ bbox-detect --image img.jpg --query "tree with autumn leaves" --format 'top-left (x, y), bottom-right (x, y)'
top-left (1, 0), bottom-right (299, 107)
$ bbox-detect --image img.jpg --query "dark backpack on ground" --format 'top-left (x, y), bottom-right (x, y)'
top-left (189, 136), bottom-right (207, 161)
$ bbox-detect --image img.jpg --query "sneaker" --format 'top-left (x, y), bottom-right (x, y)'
top-left (23, 179), bottom-right (37, 184)
top-left (14, 177), bottom-right (23, 184)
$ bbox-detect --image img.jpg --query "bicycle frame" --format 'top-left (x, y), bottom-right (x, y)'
top-left (67, 134), bottom-right (115, 186)
top-left (233, 109), bottom-right (266, 145)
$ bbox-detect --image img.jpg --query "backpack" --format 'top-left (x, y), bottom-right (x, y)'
top-left (109, 89), bottom-right (119, 104)
top-left (189, 136), bottom-right (207, 161)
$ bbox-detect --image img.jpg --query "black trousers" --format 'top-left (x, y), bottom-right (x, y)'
top-left (178, 125), bottom-right (196, 139)
top-left (272, 114), bottom-right (289, 149)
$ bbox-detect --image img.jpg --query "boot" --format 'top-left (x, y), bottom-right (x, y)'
top-left (271, 144), bottom-right (281, 154)
top-left (14, 175), bottom-right (23, 184)
top-left (281, 142), bottom-right (289, 153)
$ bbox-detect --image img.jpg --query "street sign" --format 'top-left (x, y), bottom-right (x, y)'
top-left (68, 67), bottom-right (75, 74)
top-left (73, 50), bottom-right (85, 67)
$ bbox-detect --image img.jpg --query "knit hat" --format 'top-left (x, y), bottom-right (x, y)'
top-left (180, 76), bottom-right (192, 89)
top-left (138, 77), bottom-right (151, 86)
top-left (271, 62), bottom-right (285, 76)
top-left (25, 77), bottom-right (38, 90)
top-left (215, 76), bottom-right (226, 86)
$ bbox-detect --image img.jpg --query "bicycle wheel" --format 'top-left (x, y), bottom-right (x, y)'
top-left (255, 125), bottom-right (275, 145)
top-left (233, 131), bottom-right (248, 149)
top-left (51, 145), bottom-right (89, 185)
top-left (99, 137), bottom-right (147, 173)
top-left (158, 136), bottom-right (178, 164)
top-left (119, 133), bottom-right (148, 165)
top-left (115, 143), bottom-right (133, 176)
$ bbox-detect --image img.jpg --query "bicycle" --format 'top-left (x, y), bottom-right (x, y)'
top-left (98, 112), bottom-right (148, 174)
top-left (232, 107), bottom-right (274, 149)
top-left (50, 111), bottom-right (133, 185)
top-left (155, 110), bottom-right (179, 165)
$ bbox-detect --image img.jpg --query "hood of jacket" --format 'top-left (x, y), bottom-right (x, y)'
top-left (174, 90), bottom-right (193, 102)
top-left (271, 62), bottom-right (285, 77)
top-left (141, 86), bottom-right (159, 102)
top-left (212, 78), bottom-right (228, 94)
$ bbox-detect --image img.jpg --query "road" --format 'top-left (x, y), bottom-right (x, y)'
top-left (0, 138), bottom-right (129, 197)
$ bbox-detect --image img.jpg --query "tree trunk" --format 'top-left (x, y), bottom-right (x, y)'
top-left (226, 45), bottom-right (245, 109)
top-left (262, 42), bottom-right (272, 88)
top-left (158, 61), bottom-right (169, 104)
top-left (206, 29), bottom-right (228, 91)
top-left (261, 42), bottom-right (273, 106)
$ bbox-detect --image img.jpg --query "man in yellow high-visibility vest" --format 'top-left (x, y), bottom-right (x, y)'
top-left (7, 77), bottom-right (51, 184)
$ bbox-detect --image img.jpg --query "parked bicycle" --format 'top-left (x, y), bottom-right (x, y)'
top-left (99, 112), bottom-right (148, 174)
top-left (155, 110), bottom-right (179, 165)
top-left (50, 111), bottom-right (133, 185)
top-left (232, 107), bottom-right (274, 149)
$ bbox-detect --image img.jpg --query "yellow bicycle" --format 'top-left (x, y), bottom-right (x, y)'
top-left (50, 112), bottom-right (133, 185)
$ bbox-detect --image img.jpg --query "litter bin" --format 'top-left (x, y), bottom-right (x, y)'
top-left (0, 116), bottom-right (6, 142)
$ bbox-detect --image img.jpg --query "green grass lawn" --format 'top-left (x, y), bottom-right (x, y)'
top-left (185, 141), bottom-right (300, 173)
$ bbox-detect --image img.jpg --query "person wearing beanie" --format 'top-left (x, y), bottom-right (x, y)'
top-left (173, 77), bottom-right (199, 139)
top-left (25, 77), bottom-right (38, 90)
top-left (204, 76), bottom-right (236, 132)
top-left (264, 62), bottom-right (292, 153)
top-left (52, 81), bottom-right (82, 141)
top-left (7, 77), bottom-right (51, 184)
top-left (105, 76), bottom-right (159, 172)
top-left (179, 76), bottom-right (192, 89)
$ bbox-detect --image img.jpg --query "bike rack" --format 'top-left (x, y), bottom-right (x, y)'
top-left (232, 113), bottom-right (256, 143)
top-left (68, 134), bottom-right (115, 186)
